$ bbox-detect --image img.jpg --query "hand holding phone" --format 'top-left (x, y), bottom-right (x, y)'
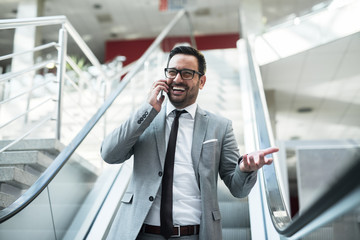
top-left (149, 80), bottom-right (168, 112)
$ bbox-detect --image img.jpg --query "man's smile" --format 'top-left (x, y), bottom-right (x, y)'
top-left (171, 85), bottom-right (186, 95)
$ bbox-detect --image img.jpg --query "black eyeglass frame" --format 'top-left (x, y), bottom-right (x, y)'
top-left (164, 68), bottom-right (203, 80)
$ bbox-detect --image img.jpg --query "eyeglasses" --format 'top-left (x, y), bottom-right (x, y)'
top-left (164, 68), bottom-right (203, 80)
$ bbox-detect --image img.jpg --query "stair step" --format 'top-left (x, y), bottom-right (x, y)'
top-left (0, 192), bottom-right (17, 210)
top-left (0, 167), bottom-right (37, 189)
top-left (0, 138), bottom-right (64, 156)
top-left (0, 137), bottom-right (100, 209)
top-left (0, 150), bottom-right (53, 172)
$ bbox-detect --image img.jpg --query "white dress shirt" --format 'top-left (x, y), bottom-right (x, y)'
top-left (144, 101), bottom-right (201, 226)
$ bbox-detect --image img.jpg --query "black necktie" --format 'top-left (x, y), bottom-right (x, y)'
top-left (160, 110), bottom-right (186, 239)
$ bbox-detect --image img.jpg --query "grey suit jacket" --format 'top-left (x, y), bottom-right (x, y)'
top-left (100, 102), bottom-right (257, 240)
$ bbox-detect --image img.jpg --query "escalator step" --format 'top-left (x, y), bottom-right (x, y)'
top-left (222, 228), bottom-right (251, 240)
top-left (219, 201), bottom-right (250, 228)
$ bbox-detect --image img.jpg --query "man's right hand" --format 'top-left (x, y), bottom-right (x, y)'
top-left (148, 79), bottom-right (169, 112)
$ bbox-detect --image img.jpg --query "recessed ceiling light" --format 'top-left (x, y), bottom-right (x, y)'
top-left (96, 14), bottom-right (113, 23)
top-left (194, 8), bottom-right (211, 16)
top-left (110, 32), bottom-right (118, 38)
top-left (297, 107), bottom-right (313, 113)
top-left (93, 3), bottom-right (102, 9)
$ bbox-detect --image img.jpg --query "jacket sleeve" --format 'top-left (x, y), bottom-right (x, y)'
top-left (100, 103), bottom-right (158, 164)
top-left (219, 120), bottom-right (257, 198)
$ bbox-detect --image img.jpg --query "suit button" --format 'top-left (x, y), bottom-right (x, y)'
top-left (149, 196), bottom-right (154, 201)
top-left (137, 120), bottom-right (141, 124)
top-left (158, 171), bottom-right (163, 177)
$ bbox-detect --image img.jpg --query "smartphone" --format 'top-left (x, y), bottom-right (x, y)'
top-left (160, 82), bottom-right (168, 98)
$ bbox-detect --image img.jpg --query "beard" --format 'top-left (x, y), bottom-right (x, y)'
top-left (167, 81), bottom-right (200, 109)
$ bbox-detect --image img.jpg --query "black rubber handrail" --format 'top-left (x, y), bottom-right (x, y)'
top-left (279, 158), bottom-right (360, 237)
top-left (0, 9), bottom-right (187, 224)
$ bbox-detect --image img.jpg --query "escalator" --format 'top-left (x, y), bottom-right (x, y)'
top-left (1, 8), bottom-right (360, 240)
top-left (238, 36), bottom-right (360, 240)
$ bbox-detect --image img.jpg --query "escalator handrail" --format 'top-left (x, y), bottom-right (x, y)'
top-left (0, 9), bottom-right (187, 224)
top-left (243, 37), bottom-right (360, 238)
top-left (280, 157), bottom-right (360, 238)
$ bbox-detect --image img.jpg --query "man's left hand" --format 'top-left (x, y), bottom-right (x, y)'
top-left (239, 147), bottom-right (279, 172)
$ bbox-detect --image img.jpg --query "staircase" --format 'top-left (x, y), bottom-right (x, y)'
top-left (0, 139), bottom-right (99, 210)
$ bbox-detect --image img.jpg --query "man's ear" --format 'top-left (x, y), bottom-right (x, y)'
top-left (199, 75), bottom-right (206, 90)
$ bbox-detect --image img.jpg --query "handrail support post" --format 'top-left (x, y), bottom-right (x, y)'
top-left (56, 25), bottom-right (67, 141)
top-left (185, 11), bottom-right (197, 49)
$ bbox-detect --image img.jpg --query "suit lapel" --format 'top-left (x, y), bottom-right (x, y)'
top-left (154, 104), bottom-right (208, 171)
top-left (153, 106), bottom-right (167, 169)
top-left (191, 106), bottom-right (208, 179)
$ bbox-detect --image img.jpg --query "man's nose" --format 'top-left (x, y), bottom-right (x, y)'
top-left (173, 72), bottom-right (183, 83)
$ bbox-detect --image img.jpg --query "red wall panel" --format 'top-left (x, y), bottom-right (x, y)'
top-left (106, 38), bottom-right (154, 66)
top-left (105, 33), bottom-right (240, 66)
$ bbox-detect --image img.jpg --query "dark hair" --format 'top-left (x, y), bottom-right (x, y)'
top-left (167, 46), bottom-right (206, 75)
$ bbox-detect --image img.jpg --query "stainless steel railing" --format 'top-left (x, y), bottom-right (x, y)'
top-left (0, 14), bottom-right (128, 223)
top-left (0, 15), bottom-right (124, 153)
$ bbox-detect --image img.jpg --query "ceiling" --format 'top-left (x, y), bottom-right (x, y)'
top-left (261, 31), bottom-right (360, 141)
top-left (1, 0), bottom-right (331, 62)
top-left (1, 0), bottom-right (359, 143)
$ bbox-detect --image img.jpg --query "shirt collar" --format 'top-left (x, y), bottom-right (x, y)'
top-left (166, 100), bottom-right (197, 119)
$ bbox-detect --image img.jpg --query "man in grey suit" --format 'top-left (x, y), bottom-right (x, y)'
top-left (101, 46), bottom-right (278, 240)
